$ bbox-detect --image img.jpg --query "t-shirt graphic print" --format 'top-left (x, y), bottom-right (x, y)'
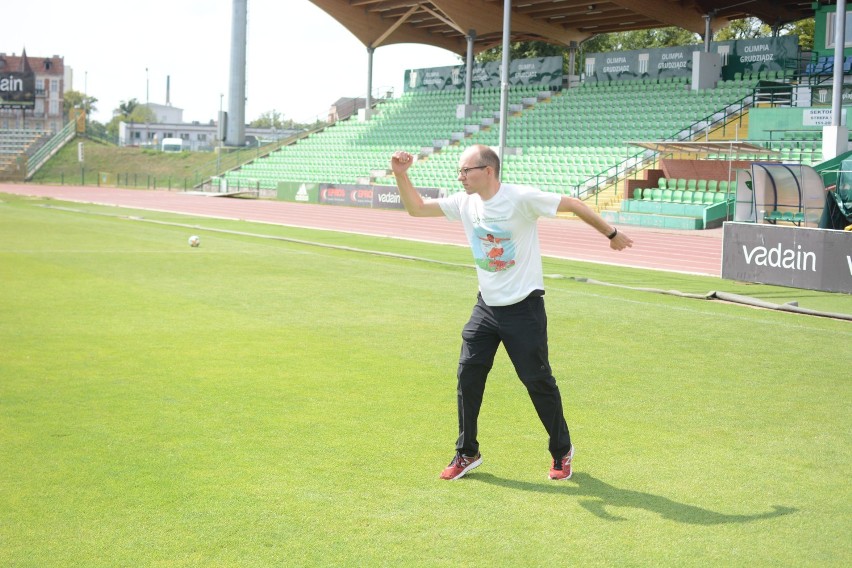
top-left (475, 228), bottom-right (516, 272)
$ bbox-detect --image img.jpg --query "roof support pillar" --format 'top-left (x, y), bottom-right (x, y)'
top-left (497, 0), bottom-right (511, 171)
top-left (365, 46), bottom-right (374, 121)
top-left (464, 29), bottom-right (476, 106)
top-left (456, 29), bottom-right (482, 119)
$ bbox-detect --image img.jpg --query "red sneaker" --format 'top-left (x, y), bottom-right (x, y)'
top-left (440, 452), bottom-right (482, 480)
top-left (549, 446), bottom-right (574, 480)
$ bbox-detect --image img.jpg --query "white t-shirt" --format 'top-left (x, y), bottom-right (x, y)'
top-left (438, 183), bottom-right (561, 306)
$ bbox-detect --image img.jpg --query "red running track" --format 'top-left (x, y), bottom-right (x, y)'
top-left (0, 184), bottom-right (723, 276)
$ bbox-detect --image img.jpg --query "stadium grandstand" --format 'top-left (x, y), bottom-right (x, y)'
top-left (216, 64), bottom-right (837, 228)
top-left (201, 1), bottom-right (849, 233)
top-left (220, 72), bottom-right (767, 197)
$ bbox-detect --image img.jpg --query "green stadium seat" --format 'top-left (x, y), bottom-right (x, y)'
top-left (661, 189), bottom-right (673, 201)
top-left (223, 70), bottom-right (778, 194)
top-left (713, 192), bottom-right (728, 204)
top-left (671, 189), bottom-right (684, 203)
top-left (706, 180), bottom-right (718, 192)
top-left (702, 191), bottom-right (716, 205)
top-left (765, 210), bottom-right (783, 222)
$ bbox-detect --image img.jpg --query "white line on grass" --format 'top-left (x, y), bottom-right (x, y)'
top-left (34, 203), bottom-right (852, 331)
top-left (545, 286), bottom-right (852, 336)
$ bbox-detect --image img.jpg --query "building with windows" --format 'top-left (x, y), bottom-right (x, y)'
top-left (119, 118), bottom-right (214, 151)
top-left (119, 116), bottom-right (303, 152)
top-left (0, 50), bottom-right (67, 132)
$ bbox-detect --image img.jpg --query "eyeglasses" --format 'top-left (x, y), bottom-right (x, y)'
top-left (457, 165), bottom-right (488, 177)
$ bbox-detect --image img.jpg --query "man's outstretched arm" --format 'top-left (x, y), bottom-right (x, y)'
top-left (391, 151), bottom-right (444, 217)
top-left (558, 196), bottom-right (633, 251)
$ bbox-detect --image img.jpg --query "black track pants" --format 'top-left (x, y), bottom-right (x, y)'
top-left (454, 292), bottom-right (572, 460)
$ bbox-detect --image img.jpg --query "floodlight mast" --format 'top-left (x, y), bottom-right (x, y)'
top-left (225, 0), bottom-right (247, 147)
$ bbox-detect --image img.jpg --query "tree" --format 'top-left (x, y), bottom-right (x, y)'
top-left (714, 17), bottom-right (769, 41)
top-left (86, 120), bottom-right (108, 140)
top-left (106, 98), bottom-right (157, 139)
top-left (250, 109), bottom-right (294, 129)
top-left (117, 98), bottom-right (139, 118)
top-left (113, 99), bottom-right (155, 123)
top-left (63, 90), bottom-right (98, 117)
top-left (788, 19), bottom-right (815, 52)
top-left (250, 110), bottom-right (324, 132)
top-left (607, 28), bottom-right (700, 51)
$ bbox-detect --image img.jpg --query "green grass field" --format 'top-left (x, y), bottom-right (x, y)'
top-left (1, 193), bottom-right (850, 567)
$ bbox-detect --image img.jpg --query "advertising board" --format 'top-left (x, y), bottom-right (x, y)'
top-left (722, 222), bottom-right (852, 293)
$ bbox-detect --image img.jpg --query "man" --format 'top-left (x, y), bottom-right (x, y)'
top-left (390, 144), bottom-right (633, 480)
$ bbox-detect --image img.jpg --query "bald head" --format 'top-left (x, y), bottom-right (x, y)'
top-left (461, 144), bottom-right (501, 178)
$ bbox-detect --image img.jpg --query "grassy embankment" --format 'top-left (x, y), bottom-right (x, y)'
top-left (30, 137), bottom-right (274, 190)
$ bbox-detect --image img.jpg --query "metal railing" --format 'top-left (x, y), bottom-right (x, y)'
top-left (568, 82), bottom-right (801, 206)
top-left (25, 120), bottom-right (76, 179)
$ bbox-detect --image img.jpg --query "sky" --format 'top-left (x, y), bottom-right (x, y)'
top-left (3, 0), bottom-right (462, 125)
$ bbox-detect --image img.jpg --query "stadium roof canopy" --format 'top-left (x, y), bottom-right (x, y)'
top-left (308, 1), bottom-right (823, 55)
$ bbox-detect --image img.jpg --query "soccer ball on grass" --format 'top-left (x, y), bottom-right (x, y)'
top-left (188, 235), bottom-right (200, 247)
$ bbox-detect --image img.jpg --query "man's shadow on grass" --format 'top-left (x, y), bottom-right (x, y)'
top-left (469, 472), bottom-right (797, 525)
